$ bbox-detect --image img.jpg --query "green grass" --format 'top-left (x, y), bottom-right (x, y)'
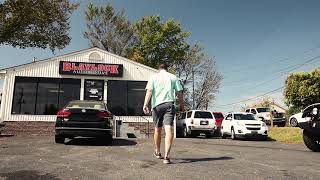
top-left (268, 127), bottom-right (303, 144)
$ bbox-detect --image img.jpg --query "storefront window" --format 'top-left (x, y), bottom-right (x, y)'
top-left (12, 77), bottom-right (80, 115)
top-left (11, 77), bottom-right (38, 115)
top-left (36, 78), bottom-right (59, 115)
top-left (107, 80), bottom-right (147, 116)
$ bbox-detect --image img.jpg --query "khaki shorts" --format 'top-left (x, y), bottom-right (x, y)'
top-left (152, 102), bottom-right (175, 127)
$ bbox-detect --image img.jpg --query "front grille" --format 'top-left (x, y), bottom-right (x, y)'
top-left (245, 124), bottom-right (260, 126)
top-left (247, 127), bottom-right (261, 130)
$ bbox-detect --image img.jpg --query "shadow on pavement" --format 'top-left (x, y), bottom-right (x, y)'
top-left (176, 156), bottom-right (234, 164)
top-left (65, 138), bottom-right (137, 146)
top-left (0, 170), bottom-right (59, 180)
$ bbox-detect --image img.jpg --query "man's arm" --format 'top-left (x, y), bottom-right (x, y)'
top-left (176, 91), bottom-right (185, 112)
top-left (143, 89), bottom-right (152, 114)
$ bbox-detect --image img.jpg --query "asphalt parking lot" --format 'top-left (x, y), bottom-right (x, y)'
top-left (0, 136), bottom-right (320, 180)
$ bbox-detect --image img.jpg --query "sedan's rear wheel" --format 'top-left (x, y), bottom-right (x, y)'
top-left (303, 130), bottom-right (320, 152)
top-left (221, 132), bottom-right (227, 139)
top-left (55, 135), bottom-right (65, 144)
top-left (290, 118), bottom-right (298, 127)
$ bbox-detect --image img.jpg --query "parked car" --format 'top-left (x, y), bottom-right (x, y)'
top-left (180, 110), bottom-right (216, 138)
top-left (213, 112), bottom-right (224, 135)
top-left (289, 112), bottom-right (302, 127)
top-left (221, 112), bottom-right (268, 140)
top-left (297, 103), bottom-right (320, 152)
top-left (245, 107), bottom-right (286, 127)
top-left (55, 100), bottom-right (113, 144)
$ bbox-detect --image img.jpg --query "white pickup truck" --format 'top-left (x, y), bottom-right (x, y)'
top-left (245, 107), bottom-right (286, 127)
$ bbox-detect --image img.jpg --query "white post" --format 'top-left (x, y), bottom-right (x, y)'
top-left (0, 76), bottom-right (7, 122)
top-left (80, 78), bottom-right (85, 100)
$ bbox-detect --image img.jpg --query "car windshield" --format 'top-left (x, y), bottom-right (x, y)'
top-left (66, 101), bottom-right (105, 110)
top-left (213, 113), bottom-right (224, 119)
top-left (194, 111), bottom-right (213, 118)
top-left (234, 114), bottom-right (256, 120)
top-left (256, 108), bottom-right (270, 113)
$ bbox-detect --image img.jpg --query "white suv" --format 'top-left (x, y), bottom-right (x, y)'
top-left (221, 112), bottom-right (268, 140)
top-left (180, 110), bottom-right (216, 138)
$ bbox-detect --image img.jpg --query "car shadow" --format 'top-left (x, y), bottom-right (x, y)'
top-left (65, 138), bottom-right (137, 146)
top-left (175, 156), bottom-right (234, 164)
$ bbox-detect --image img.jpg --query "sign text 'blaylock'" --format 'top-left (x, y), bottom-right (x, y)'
top-left (59, 61), bottom-right (123, 77)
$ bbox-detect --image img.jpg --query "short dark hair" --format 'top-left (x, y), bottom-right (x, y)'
top-left (158, 63), bottom-right (168, 70)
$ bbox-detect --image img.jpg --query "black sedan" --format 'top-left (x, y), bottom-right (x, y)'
top-left (55, 100), bottom-right (113, 144)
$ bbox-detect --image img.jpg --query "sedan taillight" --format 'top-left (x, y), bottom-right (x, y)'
top-left (57, 109), bottom-right (71, 118)
top-left (97, 111), bottom-right (112, 119)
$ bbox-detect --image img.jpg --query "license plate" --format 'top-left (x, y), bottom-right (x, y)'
top-left (200, 121), bottom-right (208, 125)
top-left (251, 131), bottom-right (258, 134)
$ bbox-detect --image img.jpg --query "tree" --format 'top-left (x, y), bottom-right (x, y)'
top-left (0, 0), bottom-right (78, 52)
top-left (131, 16), bottom-right (190, 69)
top-left (176, 44), bottom-right (223, 110)
top-left (83, 3), bottom-right (135, 57)
top-left (284, 68), bottom-right (320, 110)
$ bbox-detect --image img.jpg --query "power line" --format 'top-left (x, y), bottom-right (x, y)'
top-left (215, 86), bottom-right (285, 107)
top-left (223, 55), bottom-right (320, 87)
top-left (224, 43), bottom-right (320, 77)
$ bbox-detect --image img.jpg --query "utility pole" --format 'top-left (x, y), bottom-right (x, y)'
top-left (192, 67), bottom-right (195, 110)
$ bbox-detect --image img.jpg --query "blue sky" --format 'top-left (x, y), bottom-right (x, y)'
top-left (1, 0), bottom-right (320, 112)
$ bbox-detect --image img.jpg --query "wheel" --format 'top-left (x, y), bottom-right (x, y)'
top-left (221, 132), bottom-right (227, 139)
top-left (55, 135), bottom-right (65, 144)
top-left (303, 130), bottom-right (320, 152)
top-left (231, 128), bottom-right (237, 140)
top-left (106, 135), bottom-right (113, 145)
top-left (205, 132), bottom-right (212, 138)
top-left (290, 118), bottom-right (298, 127)
top-left (183, 126), bottom-right (189, 138)
top-left (261, 136), bottom-right (268, 141)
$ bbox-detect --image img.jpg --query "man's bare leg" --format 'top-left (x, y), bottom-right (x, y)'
top-left (164, 125), bottom-right (174, 158)
top-left (154, 127), bottom-right (162, 154)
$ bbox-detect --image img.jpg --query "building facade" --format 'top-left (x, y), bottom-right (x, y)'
top-left (0, 48), bottom-right (157, 122)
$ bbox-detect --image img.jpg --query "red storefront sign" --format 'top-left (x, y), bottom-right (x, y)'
top-left (59, 61), bottom-right (123, 77)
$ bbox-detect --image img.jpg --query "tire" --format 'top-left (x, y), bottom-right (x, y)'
top-left (231, 128), bottom-right (237, 140)
top-left (183, 126), bottom-right (189, 138)
top-left (221, 132), bottom-right (227, 139)
top-left (290, 118), bottom-right (298, 127)
top-left (106, 135), bottom-right (113, 145)
top-left (55, 135), bottom-right (65, 144)
top-left (205, 132), bottom-right (212, 138)
top-left (303, 130), bottom-right (320, 152)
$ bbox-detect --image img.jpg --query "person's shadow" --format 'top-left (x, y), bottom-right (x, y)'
top-left (175, 156), bottom-right (234, 164)
top-left (65, 138), bottom-right (137, 146)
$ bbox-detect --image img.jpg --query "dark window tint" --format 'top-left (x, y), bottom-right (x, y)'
top-left (256, 108), bottom-right (270, 113)
top-left (127, 81), bottom-right (147, 116)
top-left (187, 111), bottom-right (192, 118)
top-left (12, 77), bottom-right (80, 115)
top-left (225, 114), bottom-right (232, 120)
top-left (180, 112), bottom-right (186, 119)
top-left (213, 113), bottom-right (224, 119)
top-left (251, 109), bottom-right (257, 114)
top-left (234, 114), bottom-right (256, 120)
top-left (59, 79), bottom-right (81, 109)
top-left (245, 109), bottom-right (250, 113)
top-left (194, 111), bottom-right (213, 118)
top-left (12, 77), bottom-right (38, 115)
top-left (107, 80), bottom-right (147, 116)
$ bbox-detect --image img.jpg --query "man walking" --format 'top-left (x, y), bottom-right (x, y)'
top-left (143, 64), bottom-right (184, 164)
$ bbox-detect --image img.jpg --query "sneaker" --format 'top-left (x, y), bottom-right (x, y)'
top-left (153, 152), bottom-right (163, 159)
top-left (163, 157), bottom-right (171, 164)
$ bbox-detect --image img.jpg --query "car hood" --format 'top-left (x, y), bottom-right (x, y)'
top-left (235, 120), bottom-right (263, 125)
top-left (292, 112), bottom-right (302, 119)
